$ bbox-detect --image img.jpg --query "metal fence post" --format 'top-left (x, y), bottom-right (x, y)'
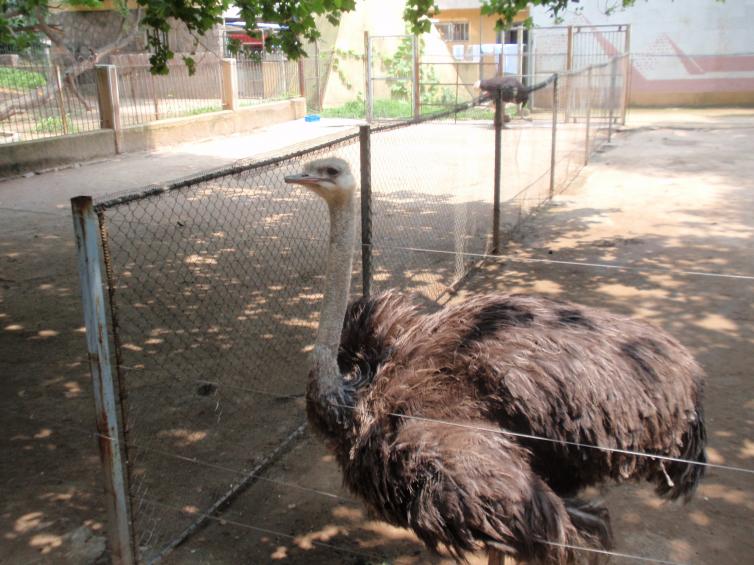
top-left (584, 66), bottom-right (593, 165)
top-left (221, 58), bottom-right (238, 111)
top-left (359, 125), bottom-right (372, 296)
top-left (564, 26), bottom-right (573, 122)
top-left (549, 74), bottom-right (559, 198)
top-left (314, 40), bottom-right (322, 112)
top-left (298, 58), bottom-right (306, 99)
top-left (412, 35), bottom-right (420, 121)
top-left (71, 196), bottom-right (135, 565)
top-left (95, 65), bottom-right (121, 153)
top-left (608, 57), bottom-right (617, 143)
top-left (622, 25), bottom-right (632, 125)
top-left (492, 89), bottom-right (503, 254)
top-left (364, 32), bottom-right (372, 123)
top-left (54, 66), bottom-right (69, 135)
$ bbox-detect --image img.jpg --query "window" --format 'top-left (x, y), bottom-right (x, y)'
top-left (437, 22), bottom-right (469, 42)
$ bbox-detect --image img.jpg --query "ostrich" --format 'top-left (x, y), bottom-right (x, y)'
top-left (284, 158), bottom-right (706, 564)
top-left (474, 76), bottom-right (530, 121)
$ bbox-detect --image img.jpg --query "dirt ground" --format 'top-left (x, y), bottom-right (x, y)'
top-left (1, 109), bottom-right (753, 564)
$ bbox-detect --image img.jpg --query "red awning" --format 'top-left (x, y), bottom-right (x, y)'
top-left (229, 32), bottom-right (263, 46)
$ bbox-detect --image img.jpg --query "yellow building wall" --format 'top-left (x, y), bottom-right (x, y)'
top-left (432, 8), bottom-right (529, 46)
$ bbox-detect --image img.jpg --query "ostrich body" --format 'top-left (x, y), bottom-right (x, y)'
top-left (284, 158), bottom-right (706, 564)
top-left (474, 76), bottom-right (530, 120)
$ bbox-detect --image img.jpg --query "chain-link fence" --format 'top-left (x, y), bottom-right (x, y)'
top-left (1, 53), bottom-right (303, 147)
top-left (117, 61), bottom-right (224, 127)
top-left (237, 54), bottom-right (301, 106)
top-left (0, 63), bottom-right (101, 143)
top-left (72, 54), bottom-right (627, 564)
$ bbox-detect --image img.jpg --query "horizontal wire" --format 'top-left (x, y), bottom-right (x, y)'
top-left (536, 540), bottom-right (688, 565)
top-left (193, 379), bottom-right (754, 476)
top-left (364, 243), bottom-right (754, 281)
top-left (18, 411), bottom-right (354, 504)
top-left (142, 498), bottom-right (385, 561)
top-left (333, 404), bottom-right (754, 476)
top-left (132, 442), bottom-right (356, 504)
top-left (148, 495), bottom-right (688, 565)
top-left (13, 414), bottom-right (701, 565)
top-left (14, 408), bottom-right (731, 564)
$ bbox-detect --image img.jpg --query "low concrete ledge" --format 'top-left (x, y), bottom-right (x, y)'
top-left (0, 97), bottom-right (307, 178)
top-left (0, 130), bottom-right (117, 178)
top-left (118, 98), bottom-right (306, 153)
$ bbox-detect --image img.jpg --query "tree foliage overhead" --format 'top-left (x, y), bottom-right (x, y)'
top-left (0, 0), bottom-right (644, 74)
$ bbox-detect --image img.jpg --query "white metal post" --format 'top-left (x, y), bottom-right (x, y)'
top-left (71, 196), bottom-right (135, 565)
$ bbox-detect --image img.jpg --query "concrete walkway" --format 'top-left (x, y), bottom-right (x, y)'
top-left (0, 117), bottom-right (361, 214)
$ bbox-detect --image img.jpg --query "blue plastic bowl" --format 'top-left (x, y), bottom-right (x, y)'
top-left (304, 114), bottom-right (321, 122)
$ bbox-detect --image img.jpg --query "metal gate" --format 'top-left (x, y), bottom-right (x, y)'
top-left (365, 33), bottom-right (418, 122)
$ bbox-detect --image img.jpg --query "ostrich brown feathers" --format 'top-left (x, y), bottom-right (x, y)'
top-left (306, 291), bottom-right (706, 563)
top-left (477, 76), bottom-right (530, 106)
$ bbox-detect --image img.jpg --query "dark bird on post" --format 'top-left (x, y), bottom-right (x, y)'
top-left (475, 76), bottom-right (530, 120)
top-left (284, 158), bottom-right (706, 564)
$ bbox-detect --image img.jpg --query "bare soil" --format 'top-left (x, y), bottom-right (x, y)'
top-left (1, 110), bottom-right (753, 565)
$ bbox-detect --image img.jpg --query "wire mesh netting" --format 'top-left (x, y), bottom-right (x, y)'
top-left (84, 54), bottom-right (627, 563)
top-left (0, 63), bottom-right (100, 143)
top-left (117, 61), bottom-right (224, 127)
top-left (96, 135), bottom-right (362, 561)
top-left (369, 118), bottom-right (494, 301)
top-left (237, 55), bottom-right (300, 106)
top-left (530, 24), bottom-right (629, 76)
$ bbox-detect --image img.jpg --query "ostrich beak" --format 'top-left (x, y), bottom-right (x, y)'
top-left (284, 173), bottom-right (326, 186)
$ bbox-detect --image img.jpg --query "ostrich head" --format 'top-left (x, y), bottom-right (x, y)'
top-left (284, 157), bottom-right (358, 395)
top-left (284, 157), bottom-right (356, 204)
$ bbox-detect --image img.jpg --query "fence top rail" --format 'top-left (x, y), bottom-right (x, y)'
top-left (556, 53), bottom-right (628, 77)
top-left (93, 131), bottom-right (361, 212)
top-left (534, 23), bottom-right (630, 32)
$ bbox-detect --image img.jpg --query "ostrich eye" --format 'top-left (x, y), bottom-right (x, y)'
top-left (325, 167), bottom-right (339, 176)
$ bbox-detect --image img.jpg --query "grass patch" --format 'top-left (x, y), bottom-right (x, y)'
top-left (185, 104), bottom-right (222, 116)
top-left (318, 99), bottom-right (498, 121)
top-left (34, 114), bottom-right (77, 134)
top-left (0, 67), bottom-right (47, 90)
top-left (318, 99), bottom-right (365, 118)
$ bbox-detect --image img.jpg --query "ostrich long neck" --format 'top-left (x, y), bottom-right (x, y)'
top-left (312, 192), bottom-right (356, 396)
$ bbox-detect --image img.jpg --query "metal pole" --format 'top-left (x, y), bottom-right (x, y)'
top-left (364, 31), bottom-right (372, 123)
top-left (281, 56), bottom-right (288, 96)
top-left (549, 75), bottom-right (559, 198)
top-left (54, 66), bottom-right (69, 135)
top-left (584, 66), bottom-right (592, 165)
top-left (314, 40), bottom-right (321, 111)
top-left (412, 35), bottom-right (420, 121)
top-left (564, 26), bottom-right (573, 122)
top-left (516, 26), bottom-right (524, 78)
top-left (622, 25), bottom-right (632, 125)
top-left (492, 89), bottom-right (503, 254)
top-left (298, 58), bottom-right (305, 99)
top-left (359, 125), bottom-right (372, 296)
top-left (71, 196), bottom-right (135, 565)
top-left (608, 57), bottom-right (617, 143)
